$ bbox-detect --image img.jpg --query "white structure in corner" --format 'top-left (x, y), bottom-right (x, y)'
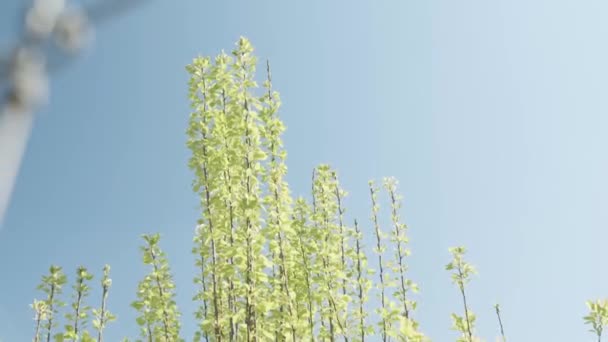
top-left (0, 0), bottom-right (92, 228)
top-left (0, 107), bottom-right (34, 228)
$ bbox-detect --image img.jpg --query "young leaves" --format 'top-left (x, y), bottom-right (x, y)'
top-left (131, 234), bottom-right (182, 342)
top-left (446, 247), bottom-right (478, 342)
top-left (383, 177), bottom-right (425, 341)
top-left (187, 54), bottom-right (225, 342)
top-left (260, 59), bottom-right (298, 341)
top-left (37, 265), bottom-right (67, 342)
top-left (92, 265), bottom-right (116, 342)
top-left (353, 219), bottom-right (373, 342)
top-left (397, 316), bottom-right (429, 342)
top-left (584, 299), bottom-right (608, 342)
top-left (31, 299), bottom-right (50, 342)
top-left (311, 165), bottom-right (350, 341)
top-left (63, 266), bottom-right (94, 341)
top-left (369, 180), bottom-right (393, 342)
top-left (33, 37), bottom-right (601, 342)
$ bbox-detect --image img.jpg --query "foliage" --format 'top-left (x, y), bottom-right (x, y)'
top-left (384, 178), bottom-right (419, 328)
top-left (36, 265), bottom-right (67, 342)
top-left (584, 299), bottom-right (608, 341)
top-left (91, 265), bottom-right (116, 342)
top-left (61, 266), bottom-right (94, 342)
top-left (26, 37), bottom-right (605, 342)
top-left (131, 234), bottom-right (182, 342)
top-left (369, 180), bottom-right (390, 341)
top-left (31, 299), bottom-right (50, 342)
top-left (445, 247), bottom-right (478, 342)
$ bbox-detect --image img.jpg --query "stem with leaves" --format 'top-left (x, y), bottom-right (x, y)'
top-left (446, 246), bottom-right (477, 342)
top-left (64, 266), bottom-right (94, 341)
top-left (584, 299), bottom-right (608, 342)
top-left (312, 169), bottom-right (328, 338)
top-left (222, 93), bottom-right (239, 342)
top-left (132, 234), bottom-right (182, 342)
top-left (313, 165), bottom-right (351, 341)
top-left (293, 198), bottom-right (317, 341)
top-left (37, 265), bottom-right (67, 342)
top-left (187, 55), bottom-right (224, 342)
top-left (31, 299), bottom-right (49, 342)
top-left (353, 219), bottom-right (372, 342)
top-left (369, 181), bottom-right (388, 342)
top-left (234, 37), bottom-right (267, 342)
top-left (383, 177), bottom-right (427, 342)
top-left (494, 304), bottom-right (506, 342)
top-left (92, 265), bottom-right (115, 342)
top-left (260, 59), bottom-right (299, 342)
top-left (383, 177), bottom-right (413, 320)
top-left (332, 170), bottom-right (353, 342)
top-left (132, 273), bottom-right (155, 342)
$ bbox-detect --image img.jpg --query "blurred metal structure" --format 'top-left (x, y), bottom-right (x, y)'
top-left (0, 0), bottom-right (150, 228)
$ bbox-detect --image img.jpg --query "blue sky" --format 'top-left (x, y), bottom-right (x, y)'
top-left (1, 0), bottom-right (607, 341)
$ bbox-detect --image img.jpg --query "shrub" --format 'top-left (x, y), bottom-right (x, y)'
top-left (28, 37), bottom-right (605, 342)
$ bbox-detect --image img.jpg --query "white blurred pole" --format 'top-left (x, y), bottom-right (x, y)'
top-left (0, 0), bottom-right (76, 229)
top-left (0, 45), bottom-right (49, 230)
top-left (0, 108), bottom-right (34, 229)
top-left (0, 0), bottom-right (147, 230)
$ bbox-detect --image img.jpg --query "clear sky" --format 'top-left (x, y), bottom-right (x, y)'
top-left (1, 0), bottom-right (607, 341)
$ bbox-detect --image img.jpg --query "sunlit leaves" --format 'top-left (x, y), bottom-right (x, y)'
top-left (62, 266), bottom-right (94, 341)
top-left (383, 178), bottom-right (416, 320)
top-left (446, 247), bottom-right (476, 289)
top-left (397, 316), bottom-right (429, 342)
top-left (132, 234), bottom-right (182, 342)
top-left (31, 299), bottom-right (50, 342)
top-left (446, 247), bottom-right (478, 342)
top-left (92, 264), bottom-right (116, 342)
top-left (584, 299), bottom-right (608, 340)
top-left (32, 37), bottom-right (608, 342)
top-left (369, 180), bottom-right (390, 341)
top-left (36, 265), bottom-right (67, 342)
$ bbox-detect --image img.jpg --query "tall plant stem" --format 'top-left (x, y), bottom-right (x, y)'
top-left (149, 248), bottom-right (171, 341)
top-left (97, 277), bottom-right (108, 342)
top-left (332, 172), bottom-right (349, 342)
top-left (221, 89), bottom-right (237, 342)
top-left (386, 184), bottom-right (409, 319)
top-left (457, 268), bottom-right (473, 342)
top-left (318, 171), bottom-right (337, 342)
top-left (71, 269), bottom-right (86, 340)
top-left (312, 169), bottom-right (327, 337)
top-left (146, 322), bottom-right (153, 342)
top-left (242, 92), bottom-right (257, 342)
top-left (294, 206), bottom-right (315, 342)
top-left (333, 173), bottom-right (348, 297)
top-left (369, 182), bottom-right (387, 342)
top-left (199, 76), bottom-right (223, 342)
top-left (198, 256), bottom-right (209, 342)
top-left (494, 304), bottom-right (506, 342)
top-left (45, 284), bottom-right (56, 342)
top-left (34, 310), bottom-right (42, 342)
top-left (354, 219), bottom-right (365, 342)
top-left (266, 60), bottom-right (297, 342)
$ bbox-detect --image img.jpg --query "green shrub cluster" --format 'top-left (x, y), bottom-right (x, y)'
top-left (29, 38), bottom-right (608, 342)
